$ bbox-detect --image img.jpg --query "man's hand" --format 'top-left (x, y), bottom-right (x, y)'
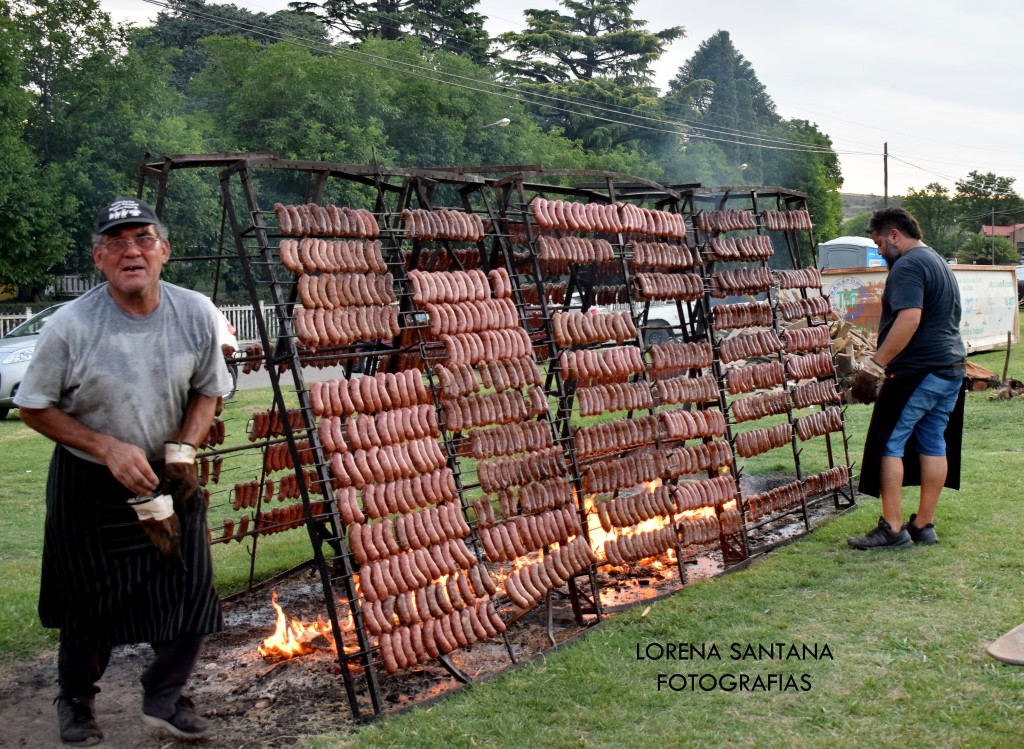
top-left (851, 357), bottom-right (886, 404)
top-left (158, 442), bottom-right (199, 512)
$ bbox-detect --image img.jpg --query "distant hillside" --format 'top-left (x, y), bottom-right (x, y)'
top-left (839, 193), bottom-right (901, 220)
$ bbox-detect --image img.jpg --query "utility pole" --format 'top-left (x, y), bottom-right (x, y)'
top-left (883, 142), bottom-right (888, 207)
top-left (991, 206), bottom-right (996, 264)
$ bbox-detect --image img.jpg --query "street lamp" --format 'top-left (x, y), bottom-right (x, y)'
top-left (484, 117), bottom-right (511, 128)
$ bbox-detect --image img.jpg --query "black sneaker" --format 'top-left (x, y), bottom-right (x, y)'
top-left (142, 696), bottom-right (212, 740)
top-left (847, 516), bottom-right (913, 550)
top-left (907, 513), bottom-right (938, 545)
top-left (57, 697), bottom-right (103, 746)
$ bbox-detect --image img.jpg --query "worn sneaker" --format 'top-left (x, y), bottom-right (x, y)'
top-left (906, 513), bottom-right (938, 545)
top-left (57, 696), bottom-right (103, 746)
top-left (142, 696), bottom-right (212, 740)
top-left (847, 516), bottom-right (913, 550)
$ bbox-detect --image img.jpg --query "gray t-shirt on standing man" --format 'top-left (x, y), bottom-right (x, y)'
top-left (15, 281), bottom-right (231, 462)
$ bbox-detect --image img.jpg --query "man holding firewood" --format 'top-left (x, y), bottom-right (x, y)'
top-left (847, 207), bottom-right (967, 550)
top-left (15, 197), bottom-right (231, 744)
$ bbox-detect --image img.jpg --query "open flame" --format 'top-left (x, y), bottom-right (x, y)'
top-left (258, 591), bottom-right (334, 660)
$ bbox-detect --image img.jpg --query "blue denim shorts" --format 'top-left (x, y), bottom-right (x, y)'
top-left (883, 373), bottom-right (963, 458)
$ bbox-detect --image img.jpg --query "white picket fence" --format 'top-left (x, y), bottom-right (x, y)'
top-left (2, 303), bottom-right (275, 343)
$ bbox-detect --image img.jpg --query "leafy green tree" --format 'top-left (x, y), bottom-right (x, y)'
top-left (952, 171), bottom-right (1024, 233)
top-left (957, 234), bottom-right (1017, 265)
top-left (901, 182), bottom-right (960, 256)
top-left (301, 0), bottom-right (491, 64)
top-left (0, 3), bottom-right (70, 298)
top-left (498, 0), bottom-right (683, 85)
top-left (839, 211), bottom-right (873, 240)
top-left (139, 0), bottom-right (330, 92)
top-left (666, 30), bottom-right (778, 174)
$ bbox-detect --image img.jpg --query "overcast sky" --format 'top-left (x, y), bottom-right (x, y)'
top-left (103, 0), bottom-right (1024, 197)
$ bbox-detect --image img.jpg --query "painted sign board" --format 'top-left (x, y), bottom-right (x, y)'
top-left (819, 265), bottom-right (1019, 353)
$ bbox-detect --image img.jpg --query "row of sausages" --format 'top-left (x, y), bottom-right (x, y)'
top-left (329, 437), bottom-right (447, 489)
top-left (694, 209), bottom-right (757, 234)
top-left (425, 298), bottom-right (519, 336)
top-left (297, 272), bottom-right (395, 309)
top-left (719, 329), bottom-right (785, 364)
top-left (778, 295), bottom-right (831, 322)
top-left (678, 514), bottom-right (726, 546)
top-left (785, 351), bottom-right (836, 381)
top-left (273, 203), bottom-right (379, 239)
top-left (710, 267), bottom-right (774, 297)
top-left (703, 234), bottom-right (775, 262)
top-left (520, 281), bottom-right (567, 306)
top-left (357, 469), bottom-right (458, 521)
top-left (479, 356), bottom-right (542, 393)
top-left (660, 407), bottom-right (727, 441)
top-left (294, 305), bottom-right (399, 349)
top-left (731, 390), bottom-right (793, 424)
top-left (232, 469), bottom-right (327, 511)
top-left (589, 284), bottom-right (630, 306)
top-left (663, 441), bottom-right (734, 479)
top-left (734, 423), bottom-right (793, 458)
top-left (349, 505), bottom-right (470, 567)
top-left (199, 418), bottom-right (226, 449)
top-left (804, 465), bottom-right (850, 496)
top-left (514, 476), bottom-right (575, 516)
top-left (252, 502), bottom-right (308, 536)
top-left (477, 446), bottom-right (566, 493)
top-left (745, 480), bottom-right (805, 522)
top-left (366, 567), bottom-right (499, 635)
top-left (632, 272), bottom-right (704, 302)
top-left (603, 524), bottom-right (677, 566)
top-left (280, 238), bottom-right (387, 276)
top-left (794, 406), bottom-right (844, 441)
top-left (654, 373), bottom-right (720, 406)
top-left (775, 267), bottom-right (823, 290)
top-left (783, 325), bottom-right (831, 354)
top-left (583, 449), bottom-right (665, 493)
top-left (478, 506), bottom-right (580, 562)
top-left (248, 408), bottom-right (304, 442)
top-left (713, 301), bottom-right (773, 331)
top-left (401, 208), bottom-right (486, 242)
top-left (792, 379), bottom-right (841, 410)
top-left (763, 209), bottom-right (812, 232)
top-left (629, 241), bottom-right (698, 269)
top-left (318, 405), bottom-right (439, 455)
top-left (377, 602), bottom-right (506, 673)
top-left (442, 328), bottom-right (533, 366)
top-left (358, 547), bottom-right (485, 609)
top-left (537, 235), bottom-right (615, 268)
top-left (557, 346), bottom-right (643, 387)
top-left (310, 370), bottom-right (431, 418)
top-left (724, 361), bottom-right (786, 395)
top-left (552, 310), bottom-right (637, 347)
top-left (672, 475), bottom-right (739, 512)
top-left (408, 268), bottom-right (497, 304)
top-left (262, 439), bottom-right (316, 474)
top-left (197, 455), bottom-right (223, 487)
top-left (502, 537), bottom-right (599, 610)
top-left (575, 415), bottom-right (659, 459)
top-left (596, 489), bottom-right (674, 532)
top-left (442, 388), bottom-right (544, 432)
top-left (467, 421), bottom-right (553, 460)
top-left (648, 341), bottom-right (713, 372)
top-left (530, 197), bottom-right (687, 239)
top-left (577, 381), bottom-right (653, 417)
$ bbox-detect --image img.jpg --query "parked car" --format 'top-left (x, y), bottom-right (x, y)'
top-left (0, 303), bottom-right (66, 420)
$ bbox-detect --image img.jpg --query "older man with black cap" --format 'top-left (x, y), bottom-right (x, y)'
top-left (15, 197), bottom-right (231, 744)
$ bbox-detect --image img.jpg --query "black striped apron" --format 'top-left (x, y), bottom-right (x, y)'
top-left (38, 446), bottom-right (222, 648)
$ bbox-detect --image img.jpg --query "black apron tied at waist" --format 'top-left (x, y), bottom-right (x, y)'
top-left (857, 370), bottom-right (967, 498)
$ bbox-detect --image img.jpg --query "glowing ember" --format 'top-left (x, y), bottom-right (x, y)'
top-left (258, 591), bottom-right (334, 659)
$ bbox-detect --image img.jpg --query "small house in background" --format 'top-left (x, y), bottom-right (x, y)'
top-left (981, 224), bottom-right (1024, 254)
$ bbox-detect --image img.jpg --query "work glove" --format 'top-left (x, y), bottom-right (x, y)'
top-left (158, 442), bottom-right (199, 514)
top-left (851, 357), bottom-right (886, 404)
top-left (127, 493), bottom-right (185, 569)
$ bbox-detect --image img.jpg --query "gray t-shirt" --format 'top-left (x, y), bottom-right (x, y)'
top-left (878, 245), bottom-right (967, 376)
top-left (15, 282), bottom-right (232, 461)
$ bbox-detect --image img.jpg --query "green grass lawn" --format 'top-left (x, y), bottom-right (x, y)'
top-left (3, 347), bottom-right (1024, 748)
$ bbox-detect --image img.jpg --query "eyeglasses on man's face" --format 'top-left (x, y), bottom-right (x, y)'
top-left (101, 233), bottom-right (161, 254)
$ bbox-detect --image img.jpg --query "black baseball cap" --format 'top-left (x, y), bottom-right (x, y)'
top-left (95, 197), bottom-right (159, 234)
